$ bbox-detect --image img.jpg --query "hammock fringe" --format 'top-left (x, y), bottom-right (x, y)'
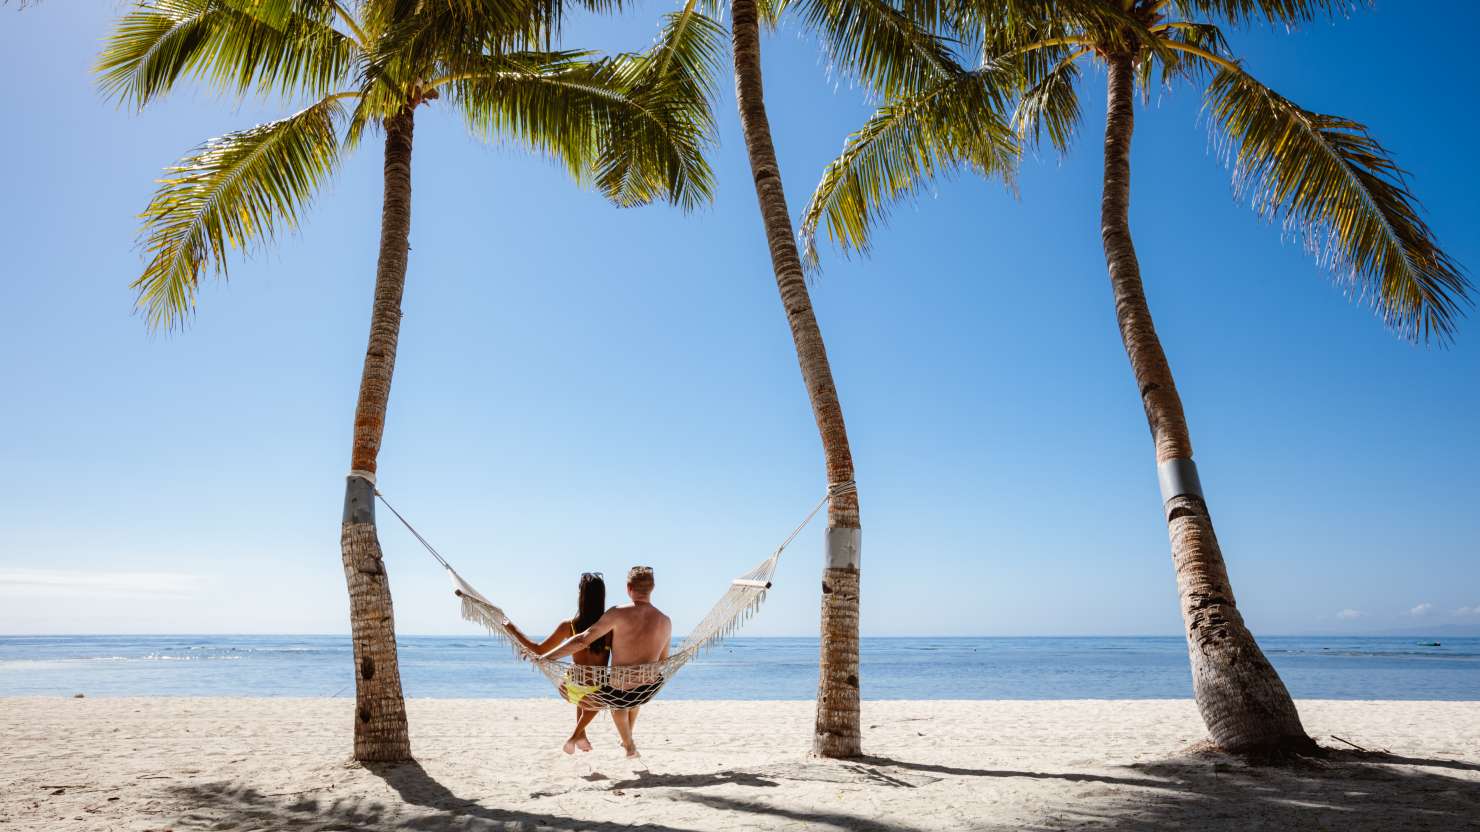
top-left (458, 590), bottom-right (531, 664)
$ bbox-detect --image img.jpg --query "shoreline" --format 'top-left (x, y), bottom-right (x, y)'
top-left (7, 634), bottom-right (1478, 702)
top-left (4, 697), bottom-right (1477, 830)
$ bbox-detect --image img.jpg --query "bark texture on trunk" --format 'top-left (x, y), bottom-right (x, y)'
top-left (340, 107), bottom-right (415, 763)
top-left (731, 0), bottom-right (862, 759)
top-left (1100, 55), bottom-right (1311, 754)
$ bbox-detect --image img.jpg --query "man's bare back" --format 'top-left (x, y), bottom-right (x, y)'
top-left (600, 602), bottom-right (672, 667)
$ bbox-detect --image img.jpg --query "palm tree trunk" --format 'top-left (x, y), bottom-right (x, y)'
top-left (1099, 55), bottom-right (1312, 754)
top-left (731, 0), bottom-right (863, 759)
top-left (340, 106), bottom-right (415, 763)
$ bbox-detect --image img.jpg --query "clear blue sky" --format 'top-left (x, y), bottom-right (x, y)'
top-left (1, 2), bottom-right (1476, 638)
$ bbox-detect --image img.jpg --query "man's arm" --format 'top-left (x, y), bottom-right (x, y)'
top-left (503, 618), bottom-right (570, 657)
top-left (542, 609), bottom-right (618, 661)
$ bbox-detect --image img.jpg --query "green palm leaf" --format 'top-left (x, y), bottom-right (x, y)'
top-left (136, 96), bottom-right (345, 330)
top-left (1166, 0), bottom-right (1357, 27)
top-left (594, 8), bottom-right (720, 209)
top-left (966, 0), bottom-right (1164, 62)
top-left (1150, 21), bottom-right (1230, 84)
top-left (448, 50), bottom-right (607, 176)
top-left (799, 66), bottom-right (1017, 267)
top-left (1205, 68), bottom-right (1469, 343)
top-left (97, 0), bottom-right (358, 107)
top-left (1010, 47), bottom-right (1081, 152)
top-left (450, 38), bottom-right (717, 210)
top-left (359, 0), bottom-right (625, 74)
top-left (787, 0), bottom-right (964, 97)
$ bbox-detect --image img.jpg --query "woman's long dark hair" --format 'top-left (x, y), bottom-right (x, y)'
top-left (575, 572), bottom-right (610, 653)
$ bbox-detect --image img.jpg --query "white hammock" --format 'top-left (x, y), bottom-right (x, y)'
top-left (376, 481), bottom-right (853, 710)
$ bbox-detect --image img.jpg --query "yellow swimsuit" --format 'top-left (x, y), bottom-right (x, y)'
top-left (561, 621), bottom-right (604, 706)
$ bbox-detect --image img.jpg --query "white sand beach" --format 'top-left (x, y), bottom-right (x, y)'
top-left (2, 698), bottom-right (1477, 831)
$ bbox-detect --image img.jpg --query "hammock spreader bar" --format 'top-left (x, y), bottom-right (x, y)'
top-left (371, 480), bottom-right (854, 710)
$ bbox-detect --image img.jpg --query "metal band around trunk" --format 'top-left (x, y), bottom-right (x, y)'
top-left (343, 473), bottom-right (376, 525)
top-left (1157, 458), bottom-right (1204, 505)
top-left (825, 527), bottom-right (861, 570)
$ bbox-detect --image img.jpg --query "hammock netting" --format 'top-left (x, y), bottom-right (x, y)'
top-left (447, 551), bottom-right (781, 710)
top-left (377, 481), bottom-right (851, 711)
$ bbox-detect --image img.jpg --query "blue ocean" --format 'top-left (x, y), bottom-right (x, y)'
top-left (1, 636), bottom-right (1476, 699)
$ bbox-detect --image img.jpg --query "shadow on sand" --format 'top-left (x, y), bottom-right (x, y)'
top-left (168, 761), bottom-right (706, 832)
top-left (668, 751), bottom-right (1480, 831)
top-left (1045, 749), bottom-right (1480, 832)
top-left (164, 749), bottom-right (1480, 831)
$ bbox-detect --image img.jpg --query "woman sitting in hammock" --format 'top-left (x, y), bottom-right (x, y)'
top-left (504, 572), bottom-right (612, 754)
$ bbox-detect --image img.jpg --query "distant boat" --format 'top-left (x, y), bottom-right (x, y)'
top-left (1416, 641), bottom-right (1442, 647)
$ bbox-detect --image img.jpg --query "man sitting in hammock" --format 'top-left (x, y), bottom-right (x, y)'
top-left (543, 565), bottom-right (672, 758)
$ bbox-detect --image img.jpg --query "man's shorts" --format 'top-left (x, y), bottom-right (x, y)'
top-left (592, 680), bottom-right (663, 710)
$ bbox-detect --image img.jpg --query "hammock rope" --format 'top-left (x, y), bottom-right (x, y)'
top-left (372, 480), bottom-right (854, 710)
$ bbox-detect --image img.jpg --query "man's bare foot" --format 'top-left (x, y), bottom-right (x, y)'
top-left (575, 735), bottom-right (593, 753)
top-left (562, 738), bottom-right (577, 755)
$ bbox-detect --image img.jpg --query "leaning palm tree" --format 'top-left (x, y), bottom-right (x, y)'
top-left (650, 0), bottom-right (998, 757)
top-left (801, 0), bottom-right (1469, 754)
top-left (731, 0), bottom-right (866, 759)
top-left (98, 0), bottom-right (714, 762)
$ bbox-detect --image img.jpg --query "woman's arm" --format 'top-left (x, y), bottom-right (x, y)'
top-left (504, 618), bottom-right (572, 656)
top-left (543, 611), bottom-right (618, 661)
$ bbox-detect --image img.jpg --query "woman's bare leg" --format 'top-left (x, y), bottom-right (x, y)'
top-left (564, 706), bottom-right (596, 754)
top-left (573, 707), bottom-right (599, 752)
top-left (563, 706), bottom-right (580, 755)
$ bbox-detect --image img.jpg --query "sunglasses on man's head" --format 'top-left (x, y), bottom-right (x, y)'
top-left (582, 571), bottom-right (603, 580)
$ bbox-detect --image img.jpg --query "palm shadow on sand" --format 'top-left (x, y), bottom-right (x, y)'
top-left (164, 749), bottom-right (1479, 831)
top-left (169, 761), bottom-right (704, 832)
top-left (671, 750), bottom-right (1480, 831)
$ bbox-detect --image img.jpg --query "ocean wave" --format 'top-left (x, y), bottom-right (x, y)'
top-left (0, 654), bottom-right (245, 669)
top-left (1267, 648), bottom-right (1479, 660)
top-left (159, 645), bottom-right (330, 654)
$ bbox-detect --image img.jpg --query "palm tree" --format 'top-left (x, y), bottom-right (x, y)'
top-left (729, 0), bottom-right (866, 759)
top-left (649, 0), bottom-right (984, 757)
top-left (98, 0), bottom-right (715, 762)
top-left (800, 0), bottom-right (1469, 754)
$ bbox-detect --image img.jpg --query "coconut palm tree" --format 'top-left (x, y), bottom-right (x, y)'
top-left (730, 0), bottom-right (866, 759)
top-left (800, 0), bottom-right (1469, 754)
top-left (648, 0), bottom-right (1000, 757)
top-left (97, 0), bottom-right (715, 762)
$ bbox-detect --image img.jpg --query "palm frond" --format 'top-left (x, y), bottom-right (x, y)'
top-left (967, 0), bottom-right (1162, 62)
top-left (1205, 69), bottom-right (1469, 343)
top-left (97, 0), bottom-right (359, 107)
top-left (1011, 47), bottom-right (1082, 153)
top-left (135, 96), bottom-right (345, 330)
top-left (448, 38), bottom-right (718, 210)
top-left (1167, 0), bottom-right (1360, 27)
top-left (799, 66), bottom-right (1018, 267)
top-left (594, 9), bottom-right (721, 209)
top-left (1149, 21), bottom-right (1230, 85)
top-left (788, 0), bottom-right (966, 97)
top-left (359, 0), bottom-right (608, 70)
top-left (360, 0), bottom-right (627, 39)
